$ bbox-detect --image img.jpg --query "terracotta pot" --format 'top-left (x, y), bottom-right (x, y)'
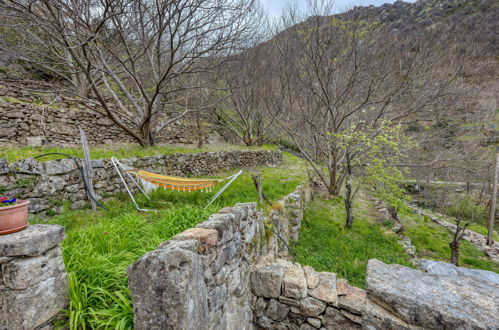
top-left (0, 200), bottom-right (29, 235)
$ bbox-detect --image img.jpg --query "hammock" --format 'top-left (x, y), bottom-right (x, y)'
top-left (111, 157), bottom-right (242, 211)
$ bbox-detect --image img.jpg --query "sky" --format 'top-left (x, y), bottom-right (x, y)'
top-left (261, 0), bottom-right (417, 18)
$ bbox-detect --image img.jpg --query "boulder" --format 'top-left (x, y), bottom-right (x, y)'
top-left (128, 242), bottom-right (209, 330)
top-left (299, 297), bottom-right (326, 316)
top-left (420, 259), bottom-right (499, 285)
top-left (366, 259), bottom-right (499, 329)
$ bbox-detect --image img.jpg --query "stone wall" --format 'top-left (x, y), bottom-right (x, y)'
top-left (0, 225), bottom-right (68, 329)
top-left (126, 180), bottom-right (499, 330)
top-left (128, 184), bottom-right (312, 329)
top-left (0, 76), bottom-right (222, 146)
top-left (0, 150), bottom-right (282, 213)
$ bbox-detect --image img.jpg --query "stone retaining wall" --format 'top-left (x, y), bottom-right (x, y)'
top-left (0, 150), bottom-right (282, 214)
top-left (128, 184), bottom-right (312, 329)
top-left (0, 77), bottom-right (222, 146)
top-left (0, 225), bottom-right (68, 329)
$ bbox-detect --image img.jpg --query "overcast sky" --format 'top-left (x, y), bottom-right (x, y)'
top-left (261, 0), bottom-right (417, 17)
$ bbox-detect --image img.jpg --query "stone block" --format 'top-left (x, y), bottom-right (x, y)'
top-left (251, 265), bottom-right (284, 298)
top-left (282, 264), bottom-right (307, 299)
top-left (1, 246), bottom-right (65, 290)
top-left (174, 227), bottom-right (218, 254)
top-left (266, 299), bottom-right (290, 321)
top-left (338, 284), bottom-right (366, 315)
top-left (303, 265), bottom-right (320, 290)
top-left (128, 244), bottom-right (208, 330)
top-left (309, 272), bottom-right (338, 305)
top-left (299, 296), bottom-right (326, 316)
top-left (0, 224), bottom-right (65, 257)
top-left (321, 307), bottom-right (361, 330)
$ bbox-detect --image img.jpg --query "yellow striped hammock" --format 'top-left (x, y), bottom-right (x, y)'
top-left (111, 157), bottom-right (242, 211)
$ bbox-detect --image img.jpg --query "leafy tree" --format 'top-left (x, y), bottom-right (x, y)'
top-left (335, 121), bottom-right (414, 227)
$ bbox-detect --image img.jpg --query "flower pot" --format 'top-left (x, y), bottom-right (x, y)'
top-left (0, 200), bottom-right (29, 235)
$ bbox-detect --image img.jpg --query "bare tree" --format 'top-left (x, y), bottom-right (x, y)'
top-left (0, 0), bottom-right (259, 146)
top-left (271, 0), bottom-right (463, 196)
top-left (215, 40), bottom-right (281, 146)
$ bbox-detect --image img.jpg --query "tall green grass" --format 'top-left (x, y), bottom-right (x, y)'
top-left (31, 152), bottom-right (305, 329)
top-left (292, 198), bottom-right (412, 289)
top-left (0, 144), bottom-right (277, 163)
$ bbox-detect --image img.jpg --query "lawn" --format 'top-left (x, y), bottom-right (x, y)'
top-left (0, 143), bottom-right (277, 163)
top-left (292, 197), bottom-right (412, 289)
top-left (399, 209), bottom-right (499, 273)
top-left (29, 152), bottom-right (306, 329)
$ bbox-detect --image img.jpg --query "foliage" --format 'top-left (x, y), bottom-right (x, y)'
top-left (292, 197), bottom-right (412, 288)
top-left (446, 196), bottom-right (487, 224)
top-left (29, 153), bottom-right (305, 328)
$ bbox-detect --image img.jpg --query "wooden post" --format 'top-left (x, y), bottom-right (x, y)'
top-left (486, 149), bottom-right (499, 246)
top-left (257, 172), bottom-right (262, 205)
top-left (79, 127), bottom-right (96, 211)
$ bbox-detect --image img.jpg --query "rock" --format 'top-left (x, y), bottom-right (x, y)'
top-left (309, 272), bottom-right (337, 305)
top-left (338, 284), bottom-right (366, 315)
top-left (28, 198), bottom-right (51, 213)
top-left (0, 224), bottom-right (65, 257)
top-left (363, 298), bottom-right (418, 330)
top-left (266, 299), bottom-right (290, 321)
top-left (31, 175), bottom-right (66, 196)
top-left (321, 307), bottom-right (362, 330)
top-left (420, 259), bottom-right (499, 285)
top-left (10, 157), bottom-right (43, 174)
top-left (282, 264), bottom-right (307, 299)
top-left (71, 200), bottom-right (86, 210)
top-left (279, 296), bottom-right (301, 307)
top-left (174, 227), bottom-right (219, 254)
top-left (252, 265), bottom-right (284, 298)
top-left (96, 117), bottom-right (114, 126)
top-left (1, 246), bottom-right (65, 290)
top-left (336, 278), bottom-right (349, 296)
top-left (0, 158), bottom-right (8, 174)
top-left (208, 284), bottom-right (227, 310)
top-left (366, 259), bottom-right (499, 329)
top-left (306, 317), bottom-right (322, 328)
top-left (303, 265), bottom-right (320, 289)
top-left (26, 136), bottom-right (44, 147)
top-left (0, 273), bottom-right (69, 330)
top-left (300, 323), bottom-right (317, 330)
top-left (299, 297), bottom-right (326, 316)
top-left (44, 159), bottom-right (77, 175)
top-left (128, 242), bottom-right (209, 329)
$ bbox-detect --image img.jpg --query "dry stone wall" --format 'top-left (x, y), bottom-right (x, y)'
top-left (127, 181), bottom-right (499, 330)
top-left (0, 225), bottom-right (68, 330)
top-left (128, 184), bottom-right (312, 329)
top-left (0, 150), bottom-right (282, 214)
top-left (0, 77), bottom-right (222, 146)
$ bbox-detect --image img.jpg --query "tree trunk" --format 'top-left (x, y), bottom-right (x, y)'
top-left (344, 150), bottom-right (354, 228)
top-left (196, 113), bottom-right (203, 149)
top-left (345, 177), bottom-right (353, 228)
top-left (449, 240), bottom-right (460, 266)
top-left (487, 151), bottom-right (498, 246)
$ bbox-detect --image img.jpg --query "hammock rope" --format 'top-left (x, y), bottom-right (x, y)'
top-left (111, 157), bottom-right (242, 211)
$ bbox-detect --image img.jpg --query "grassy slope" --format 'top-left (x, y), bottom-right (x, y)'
top-left (292, 197), bottom-right (411, 289)
top-left (399, 209), bottom-right (499, 273)
top-left (0, 144), bottom-right (277, 163)
top-left (30, 152), bottom-right (305, 329)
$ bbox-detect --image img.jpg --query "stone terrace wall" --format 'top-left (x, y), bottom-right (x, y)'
top-left (0, 77), bottom-right (222, 146)
top-left (0, 150), bottom-right (282, 213)
top-left (128, 184), bottom-right (312, 329)
top-left (0, 225), bottom-right (68, 329)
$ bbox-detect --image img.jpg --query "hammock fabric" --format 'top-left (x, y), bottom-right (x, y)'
top-left (127, 169), bottom-right (222, 192)
top-left (110, 157), bottom-right (242, 211)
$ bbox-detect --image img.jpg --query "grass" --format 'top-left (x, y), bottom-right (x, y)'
top-left (0, 144), bottom-right (277, 163)
top-left (399, 209), bottom-right (499, 273)
top-left (292, 197), bottom-right (412, 289)
top-left (29, 152), bottom-right (305, 329)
